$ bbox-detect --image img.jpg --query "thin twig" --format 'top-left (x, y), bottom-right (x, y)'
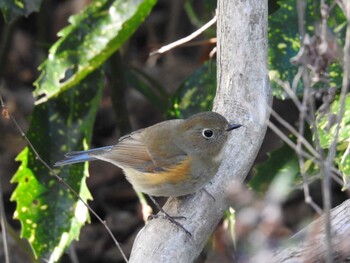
top-left (319, 1), bottom-right (333, 261)
top-left (0, 93), bottom-right (129, 263)
top-left (296, 0), bottom-right (327, 221)
top-left (0, 173), bottom-right (10, 263)
top-left (267, 120), bottom-right (344, 193)
top-left (149, 15), bottom-right (217, 56)
top-left (0, 91), bottom-right (11, 263)
top-left (324, 3), bottom-right (350, 261)
top-left (267, 121), bottom-right (312, 160)
top-left (270, 108), bottom-right (320, 159)
top-left (300, 67), bottom-right (323, 214)
top-left (273, 77), bottom-right (304, 115)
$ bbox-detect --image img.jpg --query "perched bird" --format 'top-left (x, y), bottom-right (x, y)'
top-left (55, 111), bottom-right (241, 197)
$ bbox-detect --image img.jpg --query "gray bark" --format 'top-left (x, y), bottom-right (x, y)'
top-left (129, 0), bottom-right (271, 262)
top-left (272, 199), bottom-right (350, 262)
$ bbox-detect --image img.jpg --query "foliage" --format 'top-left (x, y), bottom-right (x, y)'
top-left (0, 0), bottom-right (41, 23)
top-left (252, 0), bottom-right (349, 196)
top-left (268, 0), bottom-right (345, 98)
top-left (11, 70), bottom-right (103, 261)
top-left (317, 94), bottom-right (350, 189)
top-left (168, 61), bottom-right (216, 118)
top-left (6, 0), bottom-right (157, 261)
top-left (250, 143), bottom-right (299, 200)
top-left (34, 0), bottom-right (157, 104)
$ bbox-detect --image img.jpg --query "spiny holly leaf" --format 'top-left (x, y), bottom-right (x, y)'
top-left (0, 0), bottom-right (41, 23)
top-left (317, 94), bottom-right (350, 189)
top-left (34, 0), bottom-right (157, 104)
top-left (11, 70), bottom-right (103, 262)
top-left (168, 61), bottom-right (216, 118)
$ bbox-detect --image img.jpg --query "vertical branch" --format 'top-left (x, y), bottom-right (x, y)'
top-left (129, 1), bottom-right (271, 262)
top-left (0, 175), bottom-right (10, 263)
top-left (324, 2), bottom-right (350, 262)
top-left (318, 3), bottom-right (334, 262)
top-left (296, 0), bottom-right (323, 214)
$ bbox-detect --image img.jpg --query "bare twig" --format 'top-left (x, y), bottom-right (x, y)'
top-left (274, 77), bottom-right (303, 111)
top-left (317, 1), bottom-right (350, 261)
top-left (270, 109), bottom-right (320, 159)
top-left (0, 92), bottom-right (11, 263)
top-left (299, 66), bottom-right (323, 215)
top-left (323, 3), bottom-right (350, 260)
top-left (0, 92), bottom-right (129, 263)
top-left (149, 15), bottom-right (217, 56)
top-left (267, 120), bottom-right (344, 189)
top-left (318, 3), bottom-right (333, 262)
top-left (0, 173), bottom-right (10, 263)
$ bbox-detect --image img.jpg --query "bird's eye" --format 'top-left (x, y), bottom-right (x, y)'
top-left (202, 128), bottom-right (214, 138)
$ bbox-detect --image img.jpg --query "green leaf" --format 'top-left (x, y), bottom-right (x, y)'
top-left (250, 142), bottom-right (299, 200)
top-left (11, 70), bottom-right (103, 262)
top-left (34, 0), bottom-right (157, 104)
top-left (339, 143), bottom-right (350, 190)
top-left (168, 61), bottom-right (216, 118)
top-left (268, 0), bottom-right (307, 98)
top-left (0, 0), bottom-right (41, 23)
top-left (126, 66), bottom-right (169, 111)
top-left (317, 94), bottom-right (350, 190)
top-left (184, 0), bottom-right (217, 28)
top-left (268, 0), bottom-right (345, 98)
top-left (317, 94), bottom-right (350, 149)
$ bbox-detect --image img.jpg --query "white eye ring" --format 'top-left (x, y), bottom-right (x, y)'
top-left (202, 128), bottom-right (214, 138)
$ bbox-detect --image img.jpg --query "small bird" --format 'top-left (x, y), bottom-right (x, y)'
top-left (55, 111), bottom-right (241, 197)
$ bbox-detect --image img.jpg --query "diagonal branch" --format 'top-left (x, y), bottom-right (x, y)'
top-left (272, 199), bottom-right (350, 262)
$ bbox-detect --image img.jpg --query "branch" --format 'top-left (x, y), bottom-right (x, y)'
top-left (149, 15), bottom-right (217, 56)
top-left (129, 0), bottom-right (271, 262)
top-left (272, 199), bottom-right (350, 262)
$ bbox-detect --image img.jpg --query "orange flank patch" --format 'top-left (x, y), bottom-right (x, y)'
top-left (144, 158), bottom-right (191, 185)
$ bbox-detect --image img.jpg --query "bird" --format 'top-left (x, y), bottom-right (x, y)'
top-left (55, 111), bottom-right (242, 197)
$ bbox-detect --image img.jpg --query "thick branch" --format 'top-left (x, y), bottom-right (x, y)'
top-left (129, 1), bottom-right (271, 262)
top-left (272, 199), bottom-right (350, 262)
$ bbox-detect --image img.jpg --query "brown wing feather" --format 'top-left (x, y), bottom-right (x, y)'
top-left (93, 120), bottom-right (188, 173)
top-left (95, 131), bottom-right (156, 172)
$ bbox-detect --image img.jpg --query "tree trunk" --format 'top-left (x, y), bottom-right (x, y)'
top-left (128, 0), bottom-right (271, 262)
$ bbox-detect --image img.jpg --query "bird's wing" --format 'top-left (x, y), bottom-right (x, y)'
top-left (91, 129), bottom-right (186, 173)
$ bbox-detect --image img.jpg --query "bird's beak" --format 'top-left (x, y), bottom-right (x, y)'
top-left (226, 123), bottom-right (242, 131)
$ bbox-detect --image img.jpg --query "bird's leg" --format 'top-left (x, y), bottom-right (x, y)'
top-left (147, 195), bottom-right (191, 236)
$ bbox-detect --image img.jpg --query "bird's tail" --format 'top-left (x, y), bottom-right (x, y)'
top-left (54, 146), bottom-right (113, 166)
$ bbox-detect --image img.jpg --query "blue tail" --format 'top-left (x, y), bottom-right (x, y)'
top-left (54, 146), bottom-right (113, 166)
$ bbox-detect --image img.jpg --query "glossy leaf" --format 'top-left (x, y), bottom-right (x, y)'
top-left (317, 94), bottom-right (350, 189)
top-left (339, 145), bottom-right (350, 190)
top-left (11, 70), bottom-right (103, 261)
top-left (0, 0), bottom-right (41, 23)
top-left (168, 61), bottom-right (216, 118)
top-left (268, 0), bottom-right (345, 98)
top-left (34, 0), bottom-right (157, 104)
top-left (250, 143), bottom-right (299, 198)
